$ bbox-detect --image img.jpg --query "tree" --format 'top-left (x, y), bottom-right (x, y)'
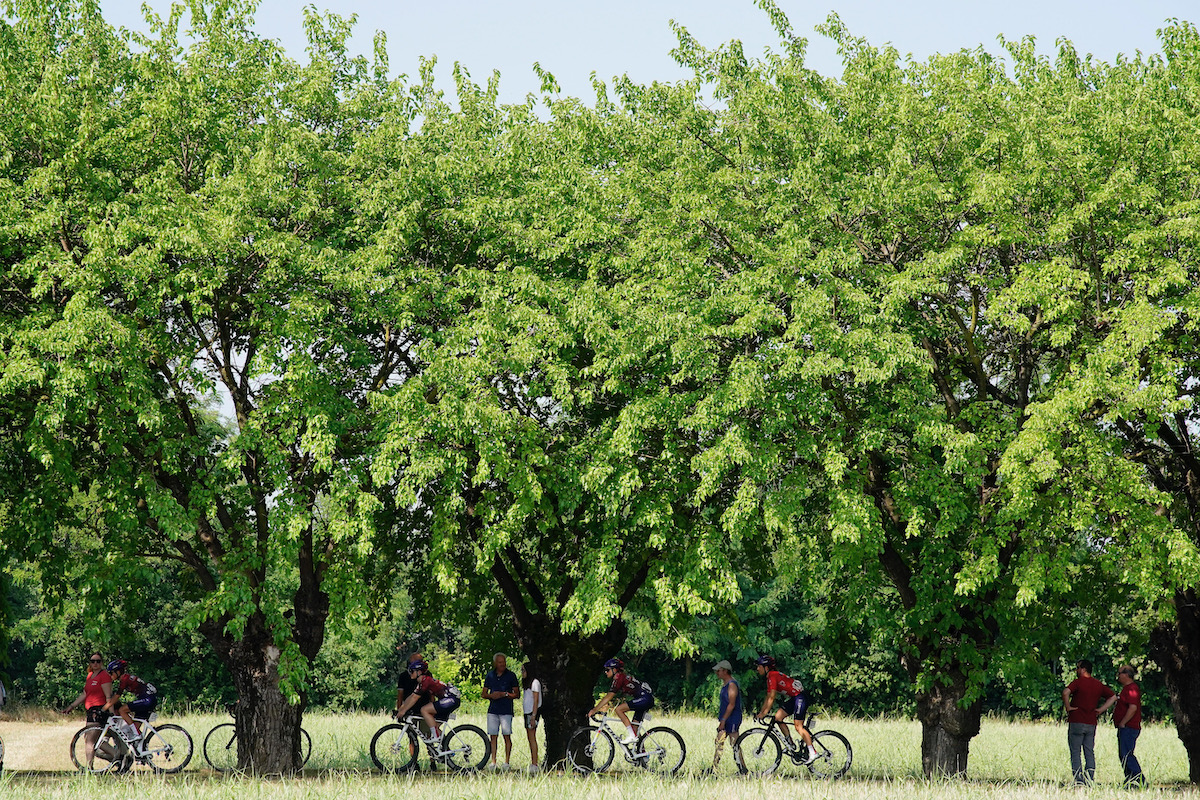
top-left (369, 70), bottom-right (748, 764)
top-left (610, 6), bottom-right (1199, 775)
top-left (0, 0), bottom-right (429, 771)
top-left (999, 20), bottom-right (1200, 779)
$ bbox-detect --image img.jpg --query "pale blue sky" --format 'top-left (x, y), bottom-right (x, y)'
top-left (100, 0), bottom-right (1197, 102)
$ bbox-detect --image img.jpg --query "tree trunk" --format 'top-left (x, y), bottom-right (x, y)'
top-left (1150, 589), bottom-right (1200, 783)
top-left (515, 614), bottom-right (628, 769)
top-left (201, 611), bottom-right (322, 775)
top-left (914, 667), bottom-right (982, 777)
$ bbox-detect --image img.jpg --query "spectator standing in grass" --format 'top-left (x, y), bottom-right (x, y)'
top-left (1063, 659), bottom-right (1117, 785)
top-left (483, 652), bottom-right (519, 770)
top-left (1114, 665), bottom-right (1146, 787)
top-left (394, 650), bottom-right (424, 719)
top-left (521, 661), bottom-right (542, 773)
top-left (703, 659), bottom-right (742, 775)
top-left (60, 652), bottom-right (114, 768)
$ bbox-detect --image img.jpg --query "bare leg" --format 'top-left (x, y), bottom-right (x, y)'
top-left (421, 703), bottom-right (441, 739)
top-left (503, 733), bottom-right (512, 765)
top-left (85, 726), bottom-right (100, 767)
top-left (794, 718), bottom-right (814, 748)
top-left (774, 710), bottom-right (795, 747)
top-left (614, 702), bottom-right (634, 733)
top-left (526, 723), bottom-right (539, 767)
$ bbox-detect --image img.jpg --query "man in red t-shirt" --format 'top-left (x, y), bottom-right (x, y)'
top-left (1062, 659), bottom-right (1117, 785)
top-left (1114, 665), bottom-right (1146, 786)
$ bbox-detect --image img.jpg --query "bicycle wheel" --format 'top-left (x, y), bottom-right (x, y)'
top-left (203, 723), bottom-right (239, 772)
top-left (636, 726), bottom-right (686, 775)
top-left (441, 724), bottom-right (490, 772)
top-left (70, 725), bottom-right (126, 774)
top-left (298, 727), bottom-right (312, 768)
top-left (566, 725), bottom-right (615, 774)
top-left (734, 728), bottom-right (782, 776)
top-left (142, 723), bottom-right (194, 773)
top-left (370, 723), bottom-right (419, 772)
top-left (808, 730), bottom-right (852, 778)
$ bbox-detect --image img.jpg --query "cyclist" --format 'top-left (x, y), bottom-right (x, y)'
top-left (103, 660), bottom-right (158, 741)
top-left (588, 657), bottom-right (653, 744)
top-left (396, 659), bottom-right (461, 741)
top-left (753, 654), bottom-right (818, 763)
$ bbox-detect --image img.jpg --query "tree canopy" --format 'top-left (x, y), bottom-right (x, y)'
top-left (3, 0), bottom-right (1200, 779)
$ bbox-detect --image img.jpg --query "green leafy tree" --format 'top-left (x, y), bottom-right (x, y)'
top-left (369, 69), bottom-right (747, 764)
top-left (0, 0), bottom-right (430, 771)
top-left (997, 20), bottom-right (1200, 779)
top-left (612, 5), bottom-right (1199, 775)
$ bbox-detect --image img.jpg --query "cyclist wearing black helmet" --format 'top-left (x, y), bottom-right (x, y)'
top-left (103, 659), bottom-right (158, 741)
top-left (396, 659), bottom-right (462, 740)
top-left (754, 654), bottom-right (817, 763)
top-left (588, 657), bottom-right (654, 744)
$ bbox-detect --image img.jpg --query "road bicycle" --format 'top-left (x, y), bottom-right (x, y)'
top-left (733, 709), bottom-right (852, 778)
top-left (566, 712), bottom-right (687, 775)
top-left (203, 702), bottom-right (312, 772)
top-left (370, 712), bottom-right (490, 772)
top-left (69, 712), bottom-right (193, 774)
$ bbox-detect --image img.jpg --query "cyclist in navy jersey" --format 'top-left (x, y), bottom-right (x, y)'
top-left (588, 658), bottom-right (654, 744)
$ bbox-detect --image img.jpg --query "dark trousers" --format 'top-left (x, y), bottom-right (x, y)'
top-left (1117, 727), bottom-right (1145, 785)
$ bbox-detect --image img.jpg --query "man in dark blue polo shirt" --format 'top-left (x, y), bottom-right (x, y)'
top-left (482, 652), bottom-right (519, 769)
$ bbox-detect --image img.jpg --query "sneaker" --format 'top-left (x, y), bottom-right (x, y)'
top-left (499, 763), bottom-right (511, 771)
top-left (526, 764), bottom-right (540, 774)
top-left (486, 762), bottom-right (497, 771)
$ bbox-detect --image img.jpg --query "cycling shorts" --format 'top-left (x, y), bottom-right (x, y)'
top-left (782, 692), bottom-right (808, 721)
top-left (432, 694), bottom-right (461, 721)
top-left (627, 692), bottom-right (654, 722)
top-left (125, 695), bottom-right (158, 717)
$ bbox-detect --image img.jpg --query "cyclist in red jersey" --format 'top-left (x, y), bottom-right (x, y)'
top-left (103, 660), bottom-right (159, 739)
top-left (396, 659), bottom-right (462, 740)
top-left (588, 657), bottom-right (654, 744)
top-left (753, 654), bottom-right (818, 763)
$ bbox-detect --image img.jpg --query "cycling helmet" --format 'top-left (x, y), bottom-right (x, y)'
top-left (107, 659), bottom-right (129, 673)
top-left (754, 654), bottom-right (776, 669)
top-left (602, 657), bottom-right (624, 671)
top-left (407, 659), bottom-right (428, 672)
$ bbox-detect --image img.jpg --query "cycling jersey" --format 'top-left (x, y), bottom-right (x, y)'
top-left (116, 673), bottom-right (157, 700)
top-left (610, 672), bottom-right (652, 699)
top-left (766, 670), bottom-right (803, 697)
top-left (416, 674), bottom-right (451, 699)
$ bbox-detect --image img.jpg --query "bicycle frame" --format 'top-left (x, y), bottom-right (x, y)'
top-left (76, 713), bottom-right (164, 770)
top-left (588, 713), bottom-right (656, 763)
top-left (397, 713), bottom-right (466, 759)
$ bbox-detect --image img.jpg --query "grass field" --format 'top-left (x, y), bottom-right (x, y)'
top-left (0, 710), bottom-right (1189, 798)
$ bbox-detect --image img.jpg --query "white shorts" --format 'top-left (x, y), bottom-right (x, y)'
top-left (487, 713), bottom-right (514, 736)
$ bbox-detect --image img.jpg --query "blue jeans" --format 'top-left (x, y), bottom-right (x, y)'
top-left (1117, 727), bottom-right (1145, 785)
top-left (1067, 722), bottom-right (1097, 784)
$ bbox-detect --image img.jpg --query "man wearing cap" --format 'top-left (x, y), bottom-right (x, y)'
top-left (705, 660), bottom-right (743, 774)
